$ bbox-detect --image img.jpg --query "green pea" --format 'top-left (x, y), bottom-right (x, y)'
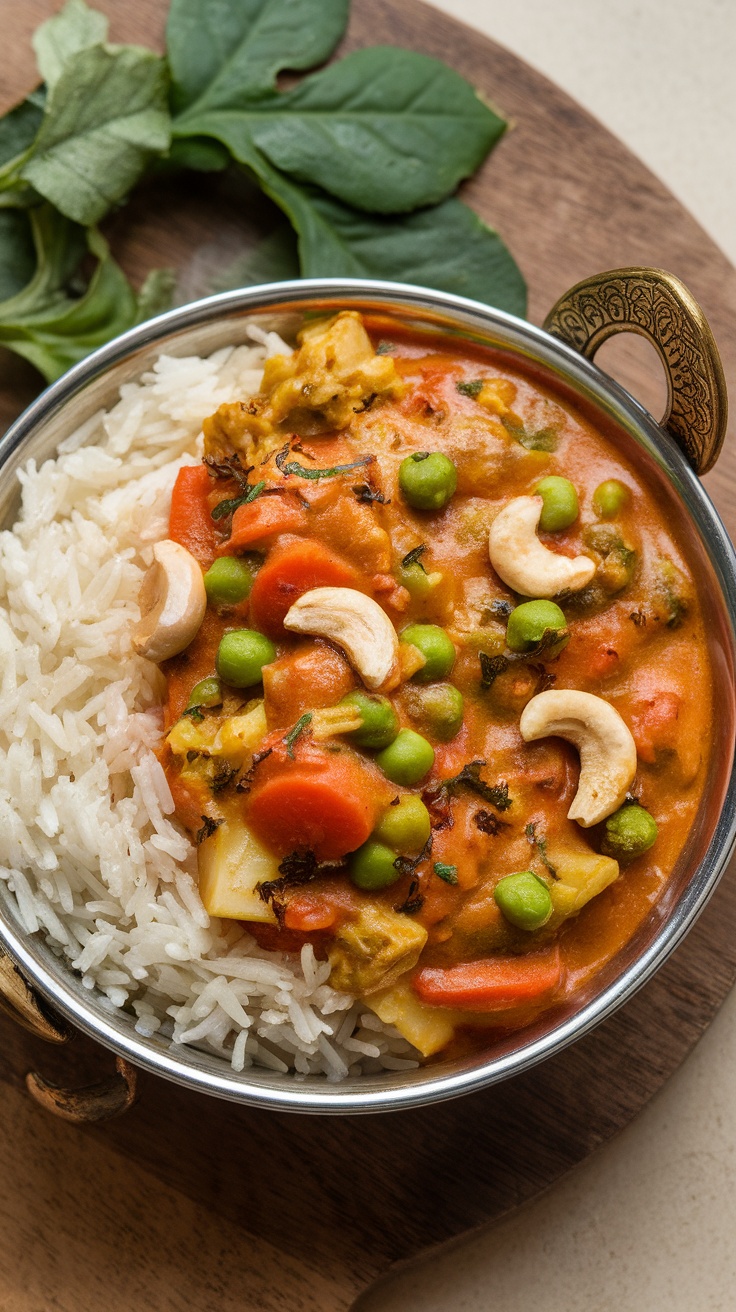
top-left (593, 480), bottom-right (629, 519)
top-left (375, 796), bottom-right (431, 852)
top-left (402, 623), bottom-right (456, 682)
top-left (399, 452), bottom-right (458, 511)
top-left (340, 691), bottom-right (399, 750)
top-left (376, 729), bottom-right (435, 786)
top-left (216, 629), bottom-right (276, 688)
top-left (601, 804), bottom-right (658, 861)
top-left (506, 600), bottom-right (568, 654)
top-left (398, 561), bottom-right (444, 602)
top-left (494, 871), bottom-right (552, 930)
top-left (349, 840), bottom-right (401, 890)
top-left (203, 556), bottom-right (257, 605)
top-left (186, 676), bottom-right (222, 710)
top-left (535, 476), bottom-right (579, 531)
top-left (415, 683), bottom-right (464, 741)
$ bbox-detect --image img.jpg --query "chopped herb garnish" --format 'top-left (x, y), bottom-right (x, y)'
top-left (474, 809), bottom-right (509, 836)
top-left (275, 447), bottom-right (372, 480)
top-left (235, 747), bottom-right (273, 795)
top-left (502, 416), bottom-right (558, 452)
top-left (401, 544), bottom-right (427, 571)
top-left (396, 878), bottom-right (424, 915)
top-left (434, 861), bottom-right (458, 884)
top-left (181, 705), bottom-right (204, 723)
top-left (353, 392), bottom-right (377, 413)
top-left (196, 815), bottom-right (222, 844)
top-left (284, 712), bottom-right (312, 758)
top-left (479, 651), bottom-right (509, 688)
top-left (376, 340), bottom-right (396, 355)
top-left (211, 479), bottom-right (268, 522)
top-left (525, 822), bottom-right (558, 879)
top-left (257, 848), bottom-right (342, 924)
top-left (186, 750), bottom-right (199, 763)
top-left (422, 781), bottom-right (454, 832)
top-left (489, 599), bottom-right (513, 619)
top-left (204, 454), bottom-right (253, 487)
top-left (212, 763), bottom-right (238, 794)
top-left (393, 834), bottom-right (433, 879)
top-left (410, 451), bottom-right (430, 462)
top-left (352, 482), bottom-right (389, 505)
top-left (456, 379), bottom-right (483, 398)
top-left (630, 610), bottom-right (647, 627)
top-left (445, 761), bottom-right (512, 811)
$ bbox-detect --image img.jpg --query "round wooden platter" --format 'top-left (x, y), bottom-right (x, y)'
top-left (1, 3), bottom-right (736, 1309)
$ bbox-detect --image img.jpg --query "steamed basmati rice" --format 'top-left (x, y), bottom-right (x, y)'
top-left (0, 330), bottom-right (418, 1079)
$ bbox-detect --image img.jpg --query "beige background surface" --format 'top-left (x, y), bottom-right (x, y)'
top-left (360, 2), bottom-right (736, 1309)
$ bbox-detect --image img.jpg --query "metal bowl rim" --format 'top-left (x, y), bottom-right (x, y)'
top-left (0, 275), bottom-right (734, 1114)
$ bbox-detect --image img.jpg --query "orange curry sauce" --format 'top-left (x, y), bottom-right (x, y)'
top-left (158, 313), bottom-right (712, 1059)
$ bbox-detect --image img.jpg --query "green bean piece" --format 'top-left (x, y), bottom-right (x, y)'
top-left (186, 676), bottom-right (222, 710)
top-left (399, 452), bottom-right (457, 511)
top-left (593, 479), bottom-right (629, 518)
top-left (376, 729), bottom-right (435, 786)
top-left (203, 556), bottom-right (257, 605)
top-left (375, 795), bottom-right (431, 852)
top-left (494, 870), bottom-right (552, 930)
top-left (535, 476), bottom-right (579, 531)
top-left (216, 629), bottom-right (276, 688)
top-left (505, 600), bottom-right (568, 654)
top-left (340, 691), bottom-right (399, 750)
top-left (402, 623), bottom-right (456, 682)
top-left (349, 840), bottom-right (402, 890)
top-left (601, 804), bottom-right (658, 861)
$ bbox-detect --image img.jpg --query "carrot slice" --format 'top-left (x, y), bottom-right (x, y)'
top-left (248, 538), bottom-right (364, 637)
top-left (223, 494), bottom-right (307, 552)
top-left (413, 949), bottom-right (563, 1011)
top-left (169, 465), bottom-right (219, 568)
top-left (246, 751), bottom-right (386, 860)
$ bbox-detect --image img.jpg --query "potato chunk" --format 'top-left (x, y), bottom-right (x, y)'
top-left (547, 845), bottom-right (620, 918)
top-left (328, 905), bottom-right (427, 995)
top-left (369, 983), bottom-right (455, 1056)
top-left (198, 819), bottom-right (279, 923)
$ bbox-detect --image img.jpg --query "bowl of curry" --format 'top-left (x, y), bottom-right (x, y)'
top-left (0, 271), bottom-right (733, 1114)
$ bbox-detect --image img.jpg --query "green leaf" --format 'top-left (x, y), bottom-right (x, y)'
top-left (166, 136), bottom-right (231, 173)
top-left (32, 0), bottom-right (109, 89)
top-left (135, 267), bottom-right (176, 322)
top-left (168, 0), bottom-right (350, 114)
top-left (0, 92), bottom-right (45, 172)
top-left (0, 205), bottom-right (170, 382)
top-left (249, 155), bottom-right (526, 314)
top-left (0, 211), bottom-right (36, 300)
top-left (248, 47), bottom-right (505, 213)
top-left (20, 44), bottom-right (170, 226)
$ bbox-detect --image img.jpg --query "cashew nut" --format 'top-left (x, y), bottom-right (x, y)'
top-left (489, 496), bottom-right (596, 597)
top-left (519, 689), bottom-right (637, 826)
top-left (283, 587), bottom-right (399, 690)
top-left (132, 539), bottom-right (207, 662)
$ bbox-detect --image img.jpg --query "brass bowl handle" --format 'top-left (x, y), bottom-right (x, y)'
top-left (543, 267), bottom-right (728, 475)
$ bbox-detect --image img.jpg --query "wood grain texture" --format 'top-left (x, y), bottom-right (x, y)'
top-left (0, 2), bottom-right (734, 1309)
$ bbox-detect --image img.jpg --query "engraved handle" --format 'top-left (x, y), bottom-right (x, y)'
top-left (0, 946), bottom-right (137, 1120)
top-left (543, 267), bottom-right (728, 474)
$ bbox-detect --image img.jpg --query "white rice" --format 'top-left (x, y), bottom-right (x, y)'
top-left (0, 330), bottom-right (418, 1080)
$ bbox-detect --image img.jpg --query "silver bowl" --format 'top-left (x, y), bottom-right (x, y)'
top-left (0, 273), bottom-right (733, 1116)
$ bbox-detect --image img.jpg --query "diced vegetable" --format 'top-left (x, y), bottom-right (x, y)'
top-left (168, 465), bottom-right (219, 568)
top-left (328, 904), bottom-right (428, 994)
top-left (369, 983), bottom-right (456, 1056)
top-left (413, 948), bottom-right (562, 1010)
top-left (248, 539), bottom-right (363, 637)
top-left (214, 702), bottom-right (268, 761)
top-left (226, 495), bottom-right (306, 549)
top-left (198, 819), bottom-right (280, 922)
top-left (246, 749), bottom-right (385, 860)
top-left (546, 846), bottom-right (620, 917)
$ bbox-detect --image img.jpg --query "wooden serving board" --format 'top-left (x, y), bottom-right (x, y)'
top-left (1, 3), bottom-right (735, 1309)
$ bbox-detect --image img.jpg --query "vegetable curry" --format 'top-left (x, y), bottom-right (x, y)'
top-left (142, 311), bottom-right (712, 1062)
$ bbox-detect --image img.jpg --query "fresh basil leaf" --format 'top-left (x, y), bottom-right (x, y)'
top-left (248, 155), bottom-right (526, 314)
top-left (20, 44), bottom-right (170, 226)
top-left (32, 0), bottom-right (109, 90)
top-left (0, 211), bottom-right (36, 300)
top-left (246, 47), bottom-right (506, 213)
top-left (168, 0), bottom-right (350, 115)
top-left (213, 222), bottom-right (300, 290)
top-left (0, 205), bottom-right (170, 381)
